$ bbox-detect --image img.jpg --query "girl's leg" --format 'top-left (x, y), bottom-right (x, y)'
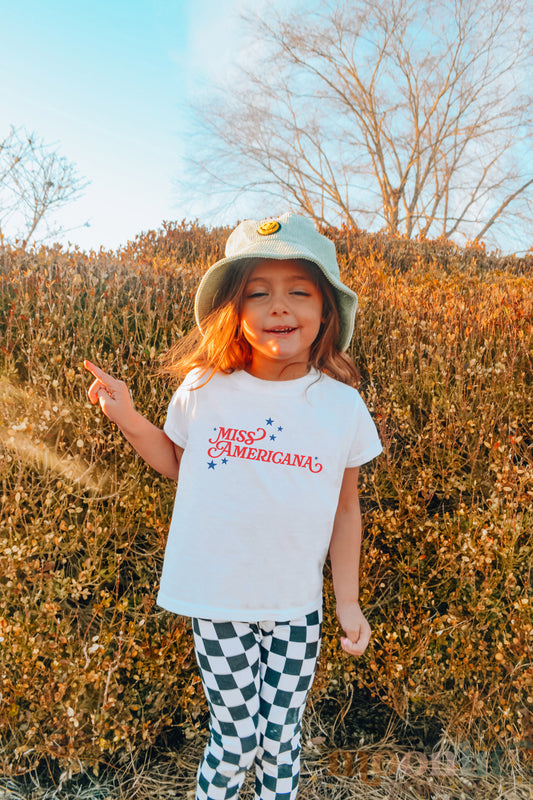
top-left (254, 609), bottom-right (322, 800)
top-left (192, 618), bottom-right (261, 800)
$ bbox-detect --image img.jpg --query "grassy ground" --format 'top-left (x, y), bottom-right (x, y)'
top-left (2, 703), bottom-right (532, 799)
top-left (2, 743), bottom-right (531, 799)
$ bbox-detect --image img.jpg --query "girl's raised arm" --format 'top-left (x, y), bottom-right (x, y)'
top-left (84, 360), bottom-right (182, 481)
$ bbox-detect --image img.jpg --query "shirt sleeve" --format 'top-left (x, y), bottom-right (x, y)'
top-left (346, 391), bottom-right (383, 467)
top-left (163, 369), bottom-right (203, 447)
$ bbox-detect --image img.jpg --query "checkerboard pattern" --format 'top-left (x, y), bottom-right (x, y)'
top-left (192, 609), bottom-right (322, 799)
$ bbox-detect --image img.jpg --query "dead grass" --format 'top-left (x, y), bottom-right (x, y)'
top-left (2, 707), bottom-right (532, 800)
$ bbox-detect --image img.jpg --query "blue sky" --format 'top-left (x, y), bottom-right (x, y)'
top-left (2, 1), bottom-right (530, 254)
top-left (0, 0), bottom-right (257, 251)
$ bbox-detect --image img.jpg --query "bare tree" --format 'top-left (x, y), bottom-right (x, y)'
top-left (0, 126), bottom-right (88, 250)
top-left (187, 0), bottom-right (533, 250)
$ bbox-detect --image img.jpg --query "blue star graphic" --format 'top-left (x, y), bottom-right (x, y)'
top-left (221, 458), bottom-right (228, 464)
top-left (278, 426), bottom-right (283, 432)
top-left (270, 434), bottom-right (276, 441)
top-left (207, 460), bottom-right (216, 469)
top-left (266, 417), bottom-right (274, 425)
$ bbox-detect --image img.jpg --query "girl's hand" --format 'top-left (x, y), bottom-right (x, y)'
top-left (84, 360), bottom-right (181, 480)
top-left (84, 360), bottom-right (136, 428)
top-left (336, 601), bottom-right (371, 657)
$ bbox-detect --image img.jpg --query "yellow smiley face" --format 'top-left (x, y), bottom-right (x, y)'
top-left (257, 220), bottom-right (281, 236)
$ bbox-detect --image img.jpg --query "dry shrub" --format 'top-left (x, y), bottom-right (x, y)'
top-left (0, 243), bottom-right (206, 776)
top-left (320, 238), bottom-right (533, 755)
top-left (0, 224), bottom-right (532, 778)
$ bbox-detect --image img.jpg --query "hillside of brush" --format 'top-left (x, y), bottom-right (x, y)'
top-left (0, 221), bottom-right (531, 779)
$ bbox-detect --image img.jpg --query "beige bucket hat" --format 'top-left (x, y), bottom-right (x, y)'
top-left (194, 212), bottom-right (358, 351)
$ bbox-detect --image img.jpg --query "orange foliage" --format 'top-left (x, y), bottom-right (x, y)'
top-left (0, 224), bottom-right (531, 774)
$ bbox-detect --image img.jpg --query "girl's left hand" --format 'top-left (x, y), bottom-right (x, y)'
top-left (336, 601), bottom-right (371, 656)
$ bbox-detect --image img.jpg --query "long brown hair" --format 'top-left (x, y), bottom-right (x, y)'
top-left (160, 259), bottom-right (360, 386)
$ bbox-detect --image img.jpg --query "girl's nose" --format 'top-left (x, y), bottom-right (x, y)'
top-left (269, 292), bottom-right (289, 314)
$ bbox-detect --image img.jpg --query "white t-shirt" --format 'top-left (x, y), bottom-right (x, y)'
top-left (157, 368), bottom-right (382, 621)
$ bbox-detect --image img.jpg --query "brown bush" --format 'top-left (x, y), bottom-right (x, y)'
top-left (0, 224), bottom-right (531, 776)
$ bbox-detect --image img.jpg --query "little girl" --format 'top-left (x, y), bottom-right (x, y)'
top-left (85, 212), bottom-right (382, 800)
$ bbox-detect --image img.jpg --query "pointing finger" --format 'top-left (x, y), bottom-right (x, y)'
top-left (83, 360), bottom-right (116, 384)
top-left (83, 359), bottom-right (99, 377)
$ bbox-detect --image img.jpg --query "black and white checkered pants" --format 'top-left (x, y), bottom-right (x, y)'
top-left (191, 608), bottom-right (322, 800)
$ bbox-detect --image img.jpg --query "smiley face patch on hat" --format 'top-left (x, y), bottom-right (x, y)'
top-left (257, 219), bottom-right (281, 236)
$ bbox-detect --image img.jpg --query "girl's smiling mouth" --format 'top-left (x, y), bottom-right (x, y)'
top-left (265, 326), bottom-right (297, 334)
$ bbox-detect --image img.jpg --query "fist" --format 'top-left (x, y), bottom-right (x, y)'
top-left (337, 601), bottom-right (372, 657)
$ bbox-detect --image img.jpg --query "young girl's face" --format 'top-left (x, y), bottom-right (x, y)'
top-left (240, 259), bottom-right (324, 380)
